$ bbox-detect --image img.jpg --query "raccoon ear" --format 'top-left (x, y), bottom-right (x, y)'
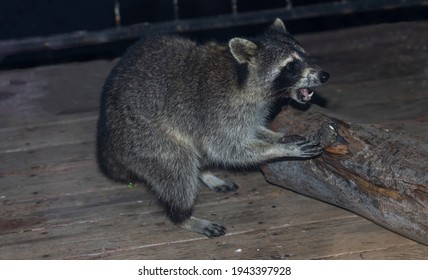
top-left (229, 38), bottom-right (258, 64)
top-left (270, 18), bottom-right (287, 33)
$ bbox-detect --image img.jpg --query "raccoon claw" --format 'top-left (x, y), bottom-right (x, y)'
top-left (298, 139), bottom-right (323, 157)
top-left (298, 139), bottom-right (320, 148)
top-left (280, 138), bottom-right (323, 158)
top-left (180, 217), bottom-right (227, 238)
top-left (203, 223), bottom-right (227, 238)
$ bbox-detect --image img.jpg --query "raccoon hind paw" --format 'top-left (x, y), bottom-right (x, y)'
top-left (180, 216), bottom-right (227, 238)
top-left (203, 223), bottom-right (227, 238)
top-left (199, 172), bottom-right (239, 193)
top-left (213, 182), bottom-right (239, 193)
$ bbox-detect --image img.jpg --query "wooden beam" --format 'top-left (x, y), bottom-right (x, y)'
top-left (1, 0), bottom-right (428, 58)
top-left (261, 105), bottom-right (428, 245)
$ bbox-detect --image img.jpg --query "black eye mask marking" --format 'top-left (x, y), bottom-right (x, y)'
top-left (285, 60), bottom-right (298, 71)
top-left (271, 61), bottom-right (303, 93)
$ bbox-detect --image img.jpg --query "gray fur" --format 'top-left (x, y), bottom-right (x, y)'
top-left (97, 19), bottom-right (329, 238)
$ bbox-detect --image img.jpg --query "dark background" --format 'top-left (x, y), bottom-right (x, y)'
top-left (1, 0), bottom-right (428, 69)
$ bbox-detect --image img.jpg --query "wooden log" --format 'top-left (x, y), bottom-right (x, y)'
top-left (261, 106), bottom-right (428, 245)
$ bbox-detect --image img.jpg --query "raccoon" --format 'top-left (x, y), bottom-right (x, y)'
top-left (97, 18), bottom-right (329, 238)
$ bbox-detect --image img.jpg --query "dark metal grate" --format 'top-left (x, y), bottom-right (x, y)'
top-left (1, 0), bottom-right (428, 63)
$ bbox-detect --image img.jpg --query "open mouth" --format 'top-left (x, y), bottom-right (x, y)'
top-left (297, 87), bottom-right (314, 102)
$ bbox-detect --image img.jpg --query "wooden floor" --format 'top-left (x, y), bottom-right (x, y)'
top-left (1, 21), bottom-right (427, 260)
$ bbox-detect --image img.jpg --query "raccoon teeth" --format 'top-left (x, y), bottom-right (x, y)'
top-left (297, 87), bottom-right (314, 102)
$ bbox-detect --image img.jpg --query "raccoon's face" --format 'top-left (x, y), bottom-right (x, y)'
top-left (267, 46), bottom-right (330, 104)
top-left (229, 18), bottom-right (329, 103)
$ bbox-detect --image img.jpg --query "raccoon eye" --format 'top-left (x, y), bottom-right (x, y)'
top-left (285, 60), bottom-right (297, 71)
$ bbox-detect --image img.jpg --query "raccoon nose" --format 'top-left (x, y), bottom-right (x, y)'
top-left (319, 71), bottom-right (330, 83)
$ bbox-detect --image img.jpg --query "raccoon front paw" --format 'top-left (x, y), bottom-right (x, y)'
top-left (295, 139), bottom-right (323, 157)
top-left (281, 138), bottom-right (323, 158)
top-left (278, 134), bottom-right (306, 144)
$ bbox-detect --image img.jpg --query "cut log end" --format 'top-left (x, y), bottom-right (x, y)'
top-left (313, 118), bottom-right (350, 155)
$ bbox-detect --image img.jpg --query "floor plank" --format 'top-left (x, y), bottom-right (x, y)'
top-left (269, 217), bottom-right (418, 260)
top-left (324, 243), bottom-right (428, 260)
top-left (0, 60), bottom-right (113, 129)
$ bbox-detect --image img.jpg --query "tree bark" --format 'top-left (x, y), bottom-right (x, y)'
top-left (261, 106), bottom-right (428, 245)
